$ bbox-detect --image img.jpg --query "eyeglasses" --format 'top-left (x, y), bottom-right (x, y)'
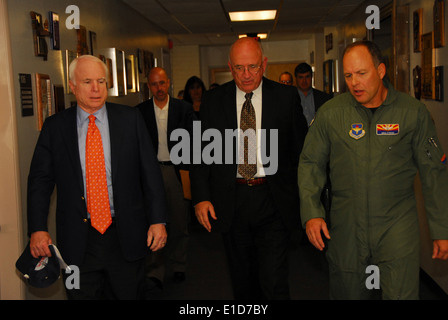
top-left (232, 64), bottom-right (262, 75)
top-left (280, 80), bottom-right (292, 84)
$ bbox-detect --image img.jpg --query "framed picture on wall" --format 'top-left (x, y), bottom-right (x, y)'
top-left (65, 50), bottom-right (78, 94)
top-left (76, 25), bottom-right (89, 56)
top-left (53, 84), bottom-right (65, 113)
top-left (97, 48), bottom-right (127, 96)
top-left (125, 54), bottom-right (139, 93)
top-left (35, 73), bottom-right (52, 131)
top-left (435, 66), bottom-right (443, 101)
top-left (89, 31), bottom-right (97, 55)
top-left (434, 0), bottom-right (445, 48)
top-left (413, 8), bottom-right (423, 52)
top-left (421, 32), bottom-right (435, 99)
top-left (323, 60), bottom-right (334, 95)
top-left (49, 11), bottom-right (60, 50)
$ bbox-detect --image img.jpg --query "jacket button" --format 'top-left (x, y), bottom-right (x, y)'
top-left (81, 196), bottom-right (85, 200)
top-left (83, 218), bottom-right (88, 223)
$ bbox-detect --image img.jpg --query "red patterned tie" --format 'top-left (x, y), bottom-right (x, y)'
top-left (86, 115), bottom-right (112, 234)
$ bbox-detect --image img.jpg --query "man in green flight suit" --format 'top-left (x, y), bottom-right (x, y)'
top-left (298, 40), bottom-right (448, 299)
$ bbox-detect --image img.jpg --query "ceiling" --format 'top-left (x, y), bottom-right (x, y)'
top-left (121, 0), bottom-right (376, 46)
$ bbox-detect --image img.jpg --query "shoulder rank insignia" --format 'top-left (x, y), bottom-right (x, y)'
top-left (376, 124), bottom-right (399, 135)
top-left (349, 123), bottom-right (365, 140)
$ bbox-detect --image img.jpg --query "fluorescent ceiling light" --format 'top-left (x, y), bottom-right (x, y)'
top-left (238, 33), bottom-right (268, 39)
top-left (229, 10), bottom-right (277, 22)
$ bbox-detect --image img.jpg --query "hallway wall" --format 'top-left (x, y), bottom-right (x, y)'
top-left (405, 0), bottom-right (448, 294)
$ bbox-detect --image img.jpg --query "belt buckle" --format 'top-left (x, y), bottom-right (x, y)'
top-left (247, 178), bottom-right (255, 186)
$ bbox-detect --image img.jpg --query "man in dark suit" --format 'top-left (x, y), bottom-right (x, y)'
top-left (191, 37), bottom-right (308, 299)
top-left (27, 55), bottom-right (167, 299)
top-left (136, 67), bottom-right (195, 288)
top-left (294, 62), bottom-right (332, 126)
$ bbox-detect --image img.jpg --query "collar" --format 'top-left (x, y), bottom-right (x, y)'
top-left (77, 104), bottom-right (107, 123)
top-left (349, 80), bottom-right (396, 108)
top-left (236, 80), bottom-right (263, 100)
top-left (153, 95), bottom-right (170, 110)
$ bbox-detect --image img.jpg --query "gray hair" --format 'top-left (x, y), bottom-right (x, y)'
top-left (69, 55), bottom-right (108, 84)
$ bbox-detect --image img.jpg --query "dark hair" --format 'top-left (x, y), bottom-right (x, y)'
top-left (183, 76), bottom-right (206, 103)
top-left (294, 63), bottom-right (312, 77)
top-left (343, 40), bottom-right (384, 67)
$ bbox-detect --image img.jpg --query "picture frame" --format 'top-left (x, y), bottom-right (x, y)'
top-left (421, 32), bottom-right (435, 99)
top-left (413, 8), bottom-right (423, 52)
top-left (35, 73), bottom-right (52, 131)
top-left (19, 73), bottom-right (34, 117)
top-left (49, 11), bottom-right (60, 50)
top-left (65, 50), bottom-right (78, 94)
top-left (97, 48), bottom-right (127, 96)
top-left (434, 0), bottom-right (445, 48)
top-left (76, 25), bottom-right (89, 56)
top-left (325, 33), bottom-right (333, 53)
top-left (413, 65), bottom-right (422, 100)
top-left (53, 84), bottom-right (66, 113)
top-left (89, 31), bottom-right (97, 55)
top-left (30, 11), bottom-right (49, 60)
top-left (125, 54), bottom-right (140, 93)
top-left (435, 66), bottom-right (443, 101)
top-left (143, 50), bottom-right (155, 79)
top-left (323, 60), bottom-right (334, 95)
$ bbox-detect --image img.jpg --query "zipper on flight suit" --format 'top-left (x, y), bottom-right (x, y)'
top-left (359, 104), bottom-right (385, 268)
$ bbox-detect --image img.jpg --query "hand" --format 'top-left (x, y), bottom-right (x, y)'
top-left (194, 201), bottom-right (217, 232)
top-left (147, 223), bottom-right (167, 252)
top-left (432, 240), bottom-right (448, 260)
top-left (305, 218), bottom-right (330, 251)
top-left (30, 231), bottom-right (53, 258)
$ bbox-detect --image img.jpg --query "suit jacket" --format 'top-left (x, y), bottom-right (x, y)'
top-left (190, 77), bottom-right (308, 234)
top-left (299, 88), bottom-right (333, 113)
top-left (136, 96), bottom-right (196, 173)
top-left (27, 103), bottom-right (167, 266)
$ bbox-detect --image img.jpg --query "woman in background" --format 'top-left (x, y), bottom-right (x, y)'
top-left (183, 76), bottom-right (205, 119)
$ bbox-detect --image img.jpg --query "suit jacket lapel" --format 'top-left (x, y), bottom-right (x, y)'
top-left (106, 103), bottom-right (123, 183)
top-left (167, 98), bottom-right (179, 148)
top-left (223, 81), bottom-right (237, 130)
top-left (61, 106), bottom-right (84, 193)
top-left (261, 79), bottom-right (275, 163)
top-left (144, 98), bottom-right (159, 149)
top-left (261, 78), bottom-right (275, 131)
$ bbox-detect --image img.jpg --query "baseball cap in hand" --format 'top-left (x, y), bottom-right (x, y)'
top-left (16, 242), bottom-right (69, 288)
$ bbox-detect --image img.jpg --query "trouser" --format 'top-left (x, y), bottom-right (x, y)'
top-left (222, 183), bottom-right (290, 300)
top-left (64, 221), bottom-right (145, 300)
top-left (146, 164), bottom-right (189, 281)
top-left (327, 214), bottom-right (420, 300)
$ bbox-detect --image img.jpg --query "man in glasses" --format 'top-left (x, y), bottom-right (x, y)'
top-left (191, 37), bottom-right (308, 299)
top-left (279, 71), bottom-right (294, 86)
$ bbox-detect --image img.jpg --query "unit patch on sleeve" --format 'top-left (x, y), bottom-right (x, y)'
top-left (376, 124), bottom-right (399, 136)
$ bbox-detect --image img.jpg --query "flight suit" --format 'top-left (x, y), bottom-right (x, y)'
top-left (298, 82), bottom-right (448, 299)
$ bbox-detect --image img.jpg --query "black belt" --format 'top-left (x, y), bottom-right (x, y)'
top-left (236, 177), bottom-right (267, 186)
top-left (158, 161), bottom-right (173, 166)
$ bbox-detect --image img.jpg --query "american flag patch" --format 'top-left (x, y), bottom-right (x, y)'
top-left (376, 124), bottom-right (399, 135)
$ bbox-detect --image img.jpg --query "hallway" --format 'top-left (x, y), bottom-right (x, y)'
top-left (146, 221), bottom-right (448, 301)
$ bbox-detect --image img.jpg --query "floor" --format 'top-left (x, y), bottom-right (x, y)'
top-left (147, 221), bottom-right (448, 301)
